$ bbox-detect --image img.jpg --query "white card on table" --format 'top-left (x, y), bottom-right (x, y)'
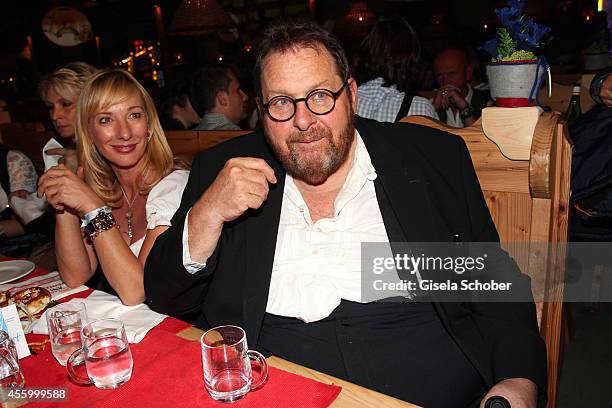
top-left (0, 304), bottom-right (31, 359)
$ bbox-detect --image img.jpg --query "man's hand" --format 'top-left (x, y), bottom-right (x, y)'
top-left (599, 75), bottom-right (612, 107)
top-left (480, 378), bottom-right (538, 408)
top-left (432, 85), bottom-right (466, 111)
top-left (187, 157), bottom-right (277, 264)
top-left (197, 157), bottom-right (277, 225)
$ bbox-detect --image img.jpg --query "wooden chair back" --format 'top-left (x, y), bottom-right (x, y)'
top-left (402, 109), bottom-right (571, 408)
top-left (165, 129), bottom-right (251, 161)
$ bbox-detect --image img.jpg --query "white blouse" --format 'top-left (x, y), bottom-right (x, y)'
top-left (0, 150), bottom-right (38, 210)
top-left (129, 170), bottom-right (189, 256)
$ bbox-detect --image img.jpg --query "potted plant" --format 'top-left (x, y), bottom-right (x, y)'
top-left (481, 0), bottom-right (552, 107)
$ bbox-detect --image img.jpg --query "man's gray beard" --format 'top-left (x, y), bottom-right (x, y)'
top-left (265, 118), bottom-right (355, 186)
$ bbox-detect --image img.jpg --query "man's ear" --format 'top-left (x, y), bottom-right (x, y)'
top-left (347, 77), bottom-right (358, 111)
top-left (466, 65), bottom-right (473, 83)
top-left (216, 90), bottom-right (229, 107)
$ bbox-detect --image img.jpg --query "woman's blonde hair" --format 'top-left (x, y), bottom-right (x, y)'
top-left (75, 69), bottom-right (175, 206)
top-left (38, 62), bottom-right (98, 103)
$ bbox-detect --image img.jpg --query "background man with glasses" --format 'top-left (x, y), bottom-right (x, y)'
top-left (145, 22), bottom-right (545, 408)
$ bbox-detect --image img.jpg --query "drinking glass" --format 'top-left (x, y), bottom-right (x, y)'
top-left (46, 301), bottom-right (88, 366)
top-left (201, 325), bottom-right (268, 402)
top-left (67, 318), bottom-right (133, 389)
top-left (0, 330), bottom-right (25, 392)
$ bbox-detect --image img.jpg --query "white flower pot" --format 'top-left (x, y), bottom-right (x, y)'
top-left (486, 60), bottom-right (546, 107)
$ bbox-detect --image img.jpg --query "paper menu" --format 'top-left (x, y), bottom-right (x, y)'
top-left (0, 304), bottom-right (30, 359)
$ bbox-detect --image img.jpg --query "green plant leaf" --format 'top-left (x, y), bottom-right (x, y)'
top-left (496, 28), bottom-right (517, 60)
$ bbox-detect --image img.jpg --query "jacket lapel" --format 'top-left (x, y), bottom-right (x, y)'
top-left (356, 116), bottom-right (445, 242)
top-left (241, 139), bottom-right (286, 346)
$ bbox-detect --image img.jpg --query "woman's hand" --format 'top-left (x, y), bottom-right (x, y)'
top-left (45, 148), bottom-right (78, 172)
top-left (37, 164), bottom-right (104, 215)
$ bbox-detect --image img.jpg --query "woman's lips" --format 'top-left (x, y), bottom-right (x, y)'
top-left (112, 144), bottom-right (137, 153)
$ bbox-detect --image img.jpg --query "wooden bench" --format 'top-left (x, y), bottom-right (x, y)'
top-left (165, 129), bottom-right (251, 161)
top-left (403, 108), bottom-right (571, 408)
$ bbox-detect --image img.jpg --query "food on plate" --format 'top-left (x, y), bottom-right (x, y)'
top-left (9, 287), bottom-right (52, 319)
top-left (0, 291), bottom-right (7, 307)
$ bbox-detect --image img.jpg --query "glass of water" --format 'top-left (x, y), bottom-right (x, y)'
top-left (201, 325), bottom-right (268, 402)
top-left (46, 301), bottom-right (88, 366)
top-left (0, 330), bottom-right (25, 395)
top-left (67, 318), bottom-right (133, 389)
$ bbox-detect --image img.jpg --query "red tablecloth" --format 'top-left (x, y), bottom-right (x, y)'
top-left (10, 264), bottom-right (341, 408)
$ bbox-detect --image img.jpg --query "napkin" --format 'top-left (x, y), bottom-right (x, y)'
top-left (42, 137), bottom-right (64, 171)
top-left (32, 290), bottom-right (166, 343)
top-left (90, 338), bottom-right (342, 408)
top-left (10, 192), bottom-right (48, 224)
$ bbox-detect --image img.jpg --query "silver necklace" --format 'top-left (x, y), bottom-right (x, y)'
top-left (119, 185), bottom-right (138, 239)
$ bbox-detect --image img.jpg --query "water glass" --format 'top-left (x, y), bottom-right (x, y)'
top-left (201, 325), bottom-right (268, 402)
top-left (0, 330), bottom-right (25, 392)
top-left (46, 301), bottom-right (88, 366)
top-left (67, 318), bottom-right (133, 389)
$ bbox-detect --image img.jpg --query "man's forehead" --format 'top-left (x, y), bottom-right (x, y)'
top-left (434, 50), bottom-right (468, 71)
top-left (260, 46), bottom-right (341, 95)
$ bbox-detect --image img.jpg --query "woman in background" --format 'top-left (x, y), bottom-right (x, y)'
top-left (38, 69), bottom-right (189, 305)
top-left (38, 62), bottom-right (98, 170)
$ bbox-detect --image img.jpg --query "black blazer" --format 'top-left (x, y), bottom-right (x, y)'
top-left (145, 116), bottom-right (547, 405)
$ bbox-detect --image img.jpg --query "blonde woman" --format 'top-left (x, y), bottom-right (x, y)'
top-left (39, 62), bottom-right (98, 170)
top-left (38, 69), bottom-right (189, 305)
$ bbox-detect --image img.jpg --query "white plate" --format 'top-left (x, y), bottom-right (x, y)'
top-left (0, 260), bottom-right (35, 285)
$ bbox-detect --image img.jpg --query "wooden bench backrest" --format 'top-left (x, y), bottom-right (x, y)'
top-left (402, 111), bottom-right (571, 408)
top-left (165, 129), bottom-right (251, 161)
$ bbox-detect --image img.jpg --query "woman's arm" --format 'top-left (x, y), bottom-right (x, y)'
top-left (38, 165), bottom-right (101, 288)
top-left (54, 210), bottom-right (98, 287)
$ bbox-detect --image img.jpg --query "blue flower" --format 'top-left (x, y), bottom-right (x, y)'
top-left (508, 0), bottom-right (526, 15)
top-left (480, 38), bottom-right (498, 56)
top-left (482, 0), bottom-right (552, 58)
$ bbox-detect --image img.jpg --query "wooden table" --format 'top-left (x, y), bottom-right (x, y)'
top-left (177, 327), bottom-right (420, 408)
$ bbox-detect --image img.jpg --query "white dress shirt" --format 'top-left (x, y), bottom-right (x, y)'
top-left (182, 132), bottom-right (392, 322)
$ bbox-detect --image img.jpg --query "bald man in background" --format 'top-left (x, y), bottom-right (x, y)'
top-left (431, 47), bottom-right (491, 128)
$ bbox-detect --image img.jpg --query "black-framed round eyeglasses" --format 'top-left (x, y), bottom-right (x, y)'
top-left (260, 80), bottom-right (348, 122)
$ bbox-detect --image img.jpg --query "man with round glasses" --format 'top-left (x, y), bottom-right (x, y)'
top-left (146, 22), bottom-right (545, 408)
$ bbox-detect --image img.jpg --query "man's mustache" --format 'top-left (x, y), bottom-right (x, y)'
top-left (287, 127), bottom-right (330, 144)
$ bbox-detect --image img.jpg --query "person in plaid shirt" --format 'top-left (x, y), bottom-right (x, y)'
top-left (356, 16), bottom-right (438, 123)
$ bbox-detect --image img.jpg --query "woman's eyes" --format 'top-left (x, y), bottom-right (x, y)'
top-left (97, 112), bottom-right (143, 124)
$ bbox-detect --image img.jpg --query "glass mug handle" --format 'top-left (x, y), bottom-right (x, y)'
top-left (66, 348), bottom-right (93, 386)
top-left (247, 350), bottom-right (268, 390)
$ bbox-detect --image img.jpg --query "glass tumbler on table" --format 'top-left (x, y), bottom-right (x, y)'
top-left (46, 301), bottom-right (88, 366)
top-left (67, 318), bottom-right (133, 389)
top-left (0, 330), bottom-right (25, 395)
